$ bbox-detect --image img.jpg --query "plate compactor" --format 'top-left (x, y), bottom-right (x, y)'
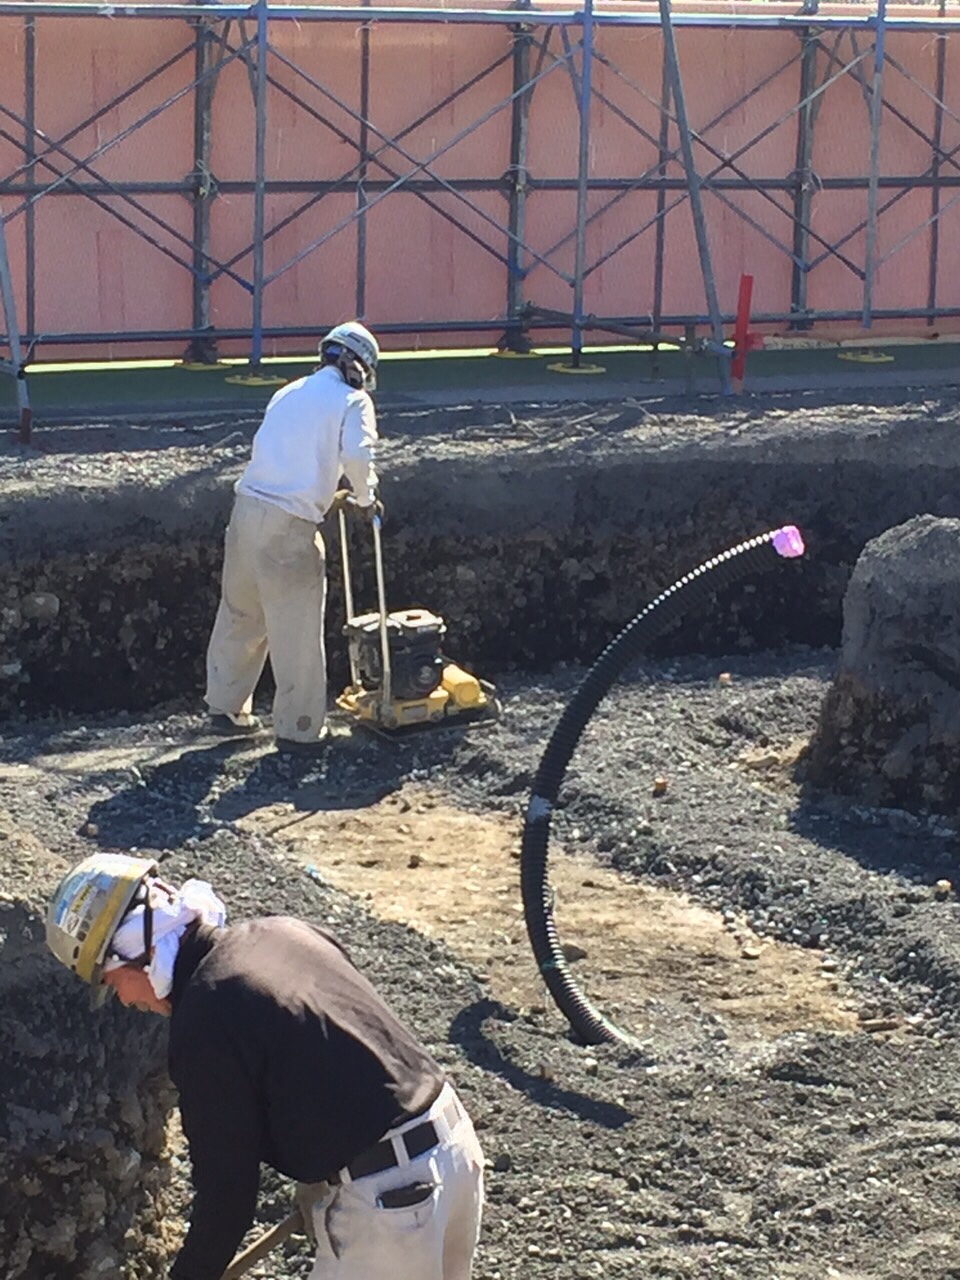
top-left (335, 505), bottom-right (497, 731)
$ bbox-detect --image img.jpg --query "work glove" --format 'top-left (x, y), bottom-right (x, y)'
top-left (360, 497), bottom-right (385, 523)
top-left (328, 488), bottom-right (352, 515)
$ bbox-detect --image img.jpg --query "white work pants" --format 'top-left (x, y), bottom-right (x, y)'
top-left (205, 493), bottom-right (328, 742)
top-left (305, 1084), bottom-right (485, 1280)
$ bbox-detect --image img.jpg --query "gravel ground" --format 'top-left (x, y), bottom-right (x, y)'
top-left (4, 646), bottom-right (960, 1279)
top-left (3, 385), bottom-right (959, 517)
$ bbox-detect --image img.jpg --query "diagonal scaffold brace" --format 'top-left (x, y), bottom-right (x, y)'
top-left (0, 204), bottom-right (32, 444)
top-left (657, 0), bottom-right (731, 394)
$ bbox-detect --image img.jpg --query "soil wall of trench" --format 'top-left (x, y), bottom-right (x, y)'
top-left (0, 818), bottom-right (175, 1279)
top-left (2, 394), bottom-right (959, 718)
top-left (3, 390), bottom-right (960, 1276)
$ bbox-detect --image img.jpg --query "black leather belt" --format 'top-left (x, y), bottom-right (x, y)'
top-left (334, 1119), bottom-right (440, 1183)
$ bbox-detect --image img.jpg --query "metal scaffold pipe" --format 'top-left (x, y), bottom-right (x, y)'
top-left (504, 5), bottom-right (533, 350)
top-left (571, 0), bottom-right (595, 367)
top-left (926, 0), bottom-right (948, 322)
top-left (188, 0), bottom-right (218, 361)
top-left (0, 205), bottom-right (32, 443)
top-left (0, 3), bottom-right (959, 30)
top-left (862, 0), bottom-right (888, 325)
top-left (651, 50), bottom-right (671, 355)
top-left (356, 0), bottom-right (372, 317)
top-left (250, 0), bottom-right (268, 367)
top-left (23, 14), bottom-right (36, 341)
top-left (657, 0), bottom-right (730, 392)
top-left (789, 5), bottom-right (819, 329)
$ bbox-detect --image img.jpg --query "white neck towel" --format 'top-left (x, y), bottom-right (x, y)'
top-left (103, 877), bottom-right (227, 999)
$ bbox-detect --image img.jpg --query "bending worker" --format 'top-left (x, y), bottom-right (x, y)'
top-left (205, 320), bottom-right (382, 754)
top-left (46, 852), bottom-right (485, 1280)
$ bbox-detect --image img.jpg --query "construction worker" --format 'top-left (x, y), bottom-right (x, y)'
top-left (205, 320), bottom-right (382, 754)
top-left (45, 853), bottom-right (486, 1280)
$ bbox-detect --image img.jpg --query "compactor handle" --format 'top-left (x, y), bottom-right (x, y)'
top-left (336, 498), bottom-right (392, 710)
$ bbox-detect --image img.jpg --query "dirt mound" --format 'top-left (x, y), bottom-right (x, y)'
top-left (808, 515), bottom-right (960, 817)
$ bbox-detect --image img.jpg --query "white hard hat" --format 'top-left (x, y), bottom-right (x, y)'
top-left (46, 853), bottom-right (158, 1000)
top-left (319, 320), bottom-right (379, 390)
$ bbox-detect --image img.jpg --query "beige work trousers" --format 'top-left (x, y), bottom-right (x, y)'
top-left (302, 1084), bottom-right (485, 1280)
top-left (205, 492), bottom-right (328, 742)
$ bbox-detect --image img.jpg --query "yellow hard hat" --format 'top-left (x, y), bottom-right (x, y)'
top-left (46, 853), bottom-right (159, 993)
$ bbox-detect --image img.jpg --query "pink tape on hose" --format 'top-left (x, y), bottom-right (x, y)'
top-left (771, 525), bottom-right (805, 559)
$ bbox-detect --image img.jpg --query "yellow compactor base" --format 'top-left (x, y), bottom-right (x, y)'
top-left (337, 664), bottom-right (494, 731)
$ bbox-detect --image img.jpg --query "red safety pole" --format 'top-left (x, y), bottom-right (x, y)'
top-left (731, 273), bottom-right (754, 393)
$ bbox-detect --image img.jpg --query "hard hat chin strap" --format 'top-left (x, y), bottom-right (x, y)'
top-left (110, 877), bottom-right (175, 968)
top-left (138, 893), bottom-right (154, 968)
top-left (339, 353), bottom-right (368, 390)
top-left (322, 344), bottom-right (369, 390)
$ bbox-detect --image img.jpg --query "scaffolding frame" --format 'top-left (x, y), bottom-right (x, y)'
top-left (3, 0), bottom-right (960, 412)
top-left (0, 202), bottom-right (30, 441)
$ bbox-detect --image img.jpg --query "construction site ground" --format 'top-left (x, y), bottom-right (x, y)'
top-left (4, 374), bottom-right (960, 1279)
top-left (4, 649), bottom-right (960, 1280)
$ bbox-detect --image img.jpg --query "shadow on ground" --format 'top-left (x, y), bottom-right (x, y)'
top-left (81, 715), bottom-right (485, 851)
top-left (788, 788), bottom-right (960, 888)
top-left (449, 996), bottom-right (637, 1130)
top-left (84, 739), bottom-right (252, 850)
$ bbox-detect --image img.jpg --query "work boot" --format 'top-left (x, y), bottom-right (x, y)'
top-left (208, 711), bottom-right (263, 737)
top-left (275, 727), bottom-right (329, 755)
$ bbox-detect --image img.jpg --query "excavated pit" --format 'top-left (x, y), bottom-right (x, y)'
top-left (5, 389), bottom-right (960, 1278)
top-left (2, 393), bottom-right (960, 717)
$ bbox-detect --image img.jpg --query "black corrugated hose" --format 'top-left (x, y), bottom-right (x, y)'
top-left (521, 526), bottom-right (807, 1047)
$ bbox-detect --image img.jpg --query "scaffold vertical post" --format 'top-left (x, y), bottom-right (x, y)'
top-left (571, 0), bottom-right (595, 369)
top-left (188, 0), bottom-right (217, 362)
top-left (356, 0), bottom-right (371, 320)
top-left (250, 0), bottom-right (268, 367)
top-left (862, 0), bottom-right (887, 327)
top-left (790, 1), bottom-right (819, 330)
top-left (23, 13), bottom-right (36, 344)
top-left (504, 2), bottom-right (533, 352)
top-left (927, 0), bottom-right (947, 325)
top-left (0, 207), bottom-right (32, 445)
top-left (657, 0), bottom-right (729, 393)
top-left (651, 49), bottom-right (671, 378)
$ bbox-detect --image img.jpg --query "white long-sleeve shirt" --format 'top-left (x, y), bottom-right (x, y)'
top-left (235, 364), bottom-right (378, 523)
